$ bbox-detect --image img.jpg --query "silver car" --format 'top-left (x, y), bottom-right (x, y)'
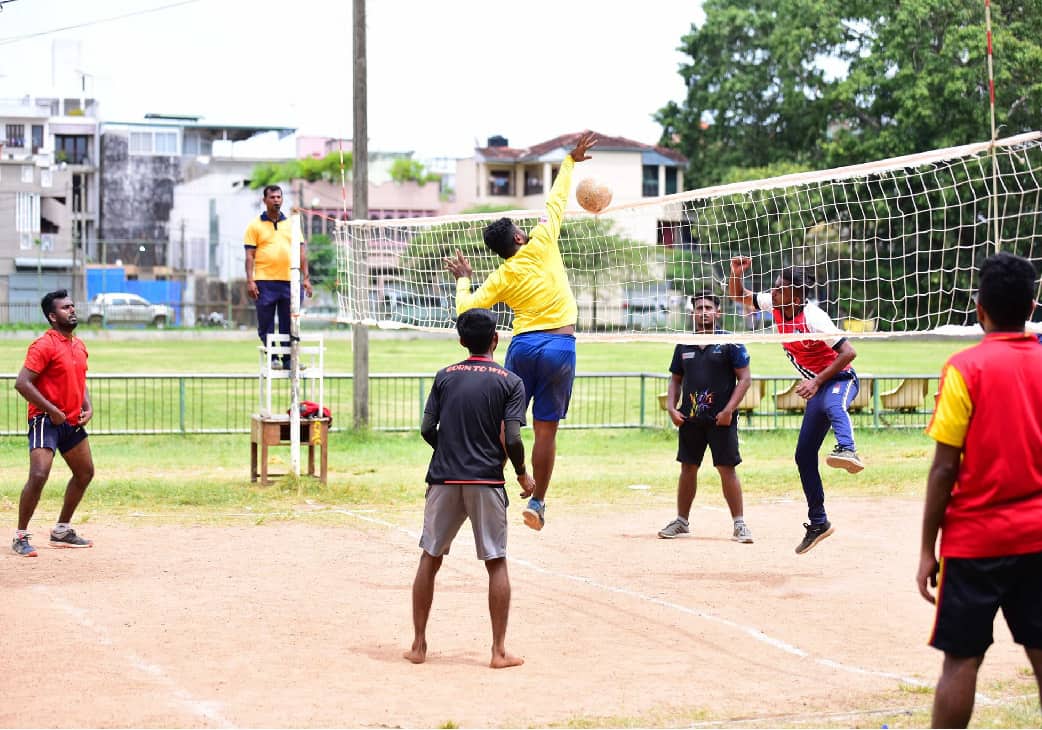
top-left (86, 293), bottom-right (175, 327)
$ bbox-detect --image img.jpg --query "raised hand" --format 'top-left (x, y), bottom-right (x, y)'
top-left (444, 249), bottom-right (473, 279)
top-left (569, 131), bottom-right (598, 162)
top-left (730, 256), bottom-right (752, 275)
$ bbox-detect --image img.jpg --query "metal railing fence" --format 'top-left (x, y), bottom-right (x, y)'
top-left (0, 373), bottom-right (937, 436)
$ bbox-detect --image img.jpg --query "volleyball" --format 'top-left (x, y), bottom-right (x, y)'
top-left (576, 177), bottom-right (613, 214)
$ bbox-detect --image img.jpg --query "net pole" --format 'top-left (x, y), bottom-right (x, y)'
top-left (985, 0), bottom-right (1000, 251)
top-left (290, 212), bottom-right (302, 479)
top-left (352, 0), bottom-right (370, 428)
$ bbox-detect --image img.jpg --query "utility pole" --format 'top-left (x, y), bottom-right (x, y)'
top-left (352, 0), bottom-right (370, 428)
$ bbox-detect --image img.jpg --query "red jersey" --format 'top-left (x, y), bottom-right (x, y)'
top-left (926, 332), bottom-right (1042, 558)
top-left (23, 329), bottom-right (89, 426)
top-left (754, 293), bottom-right (850, 378)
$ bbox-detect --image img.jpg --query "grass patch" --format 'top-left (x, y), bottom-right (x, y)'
top-left (0, 428), bottom-right (934, 526)
top-left (0, 333), bottom-right (970, 376)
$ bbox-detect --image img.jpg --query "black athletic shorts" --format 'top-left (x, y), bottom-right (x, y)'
top-left (676, 419), bottom-right (741, 467)
top-left (930, 551), bottom-right (1042, 657)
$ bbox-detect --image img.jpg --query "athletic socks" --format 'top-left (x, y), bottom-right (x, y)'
top-left (52, 523), bottom-right (70, 537)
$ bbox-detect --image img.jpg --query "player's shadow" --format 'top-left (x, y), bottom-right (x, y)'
top-left (353, 643), bottom-right (488, 667)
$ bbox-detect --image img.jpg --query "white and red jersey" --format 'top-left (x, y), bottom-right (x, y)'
top-left (754, 292), bottom-right (850, 379)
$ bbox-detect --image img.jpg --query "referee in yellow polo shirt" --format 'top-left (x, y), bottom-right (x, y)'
top-left (244, 185), bottom-right (312, 370)
top-left (445, 131), bottom-right (597, 532)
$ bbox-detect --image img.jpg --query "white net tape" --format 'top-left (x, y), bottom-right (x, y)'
top-left (336, 132), bottom-right (1042, 343)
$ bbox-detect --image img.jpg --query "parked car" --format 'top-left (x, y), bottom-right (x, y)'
top-left (383, 285), bottom-right (455, 328)
top-left (622, 288), bottom-right (670, 330)
top-left (87, 293), bottom-right (175, 328)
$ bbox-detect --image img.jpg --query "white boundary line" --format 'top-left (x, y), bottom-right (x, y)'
top-left (331, 507), bottom-right (993, 701)
top-left (34, 585), bottom-right (237, 729)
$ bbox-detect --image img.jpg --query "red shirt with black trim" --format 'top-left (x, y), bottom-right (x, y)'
top-left (423, 355), bottom-right (526, 485)
top-left (24, 328), bottom-right (89, 425)
top-left (754, 293), bottom-right (850, 378)
top-left (926, 332), bottom-right (1042, 558)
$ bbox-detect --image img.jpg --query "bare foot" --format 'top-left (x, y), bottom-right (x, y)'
top-left (490, 651), bottom-right (524, 669)
top-left (403, 642), bottom-right (427, 664)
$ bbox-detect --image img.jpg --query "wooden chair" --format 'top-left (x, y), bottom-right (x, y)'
top-left (848, 376), bottom-right (873, 412)
top-left (881, 378), bottom-right (930, 412)
top-left (738, 379), bottom-right (766, 414)
top-left (774, 380), bottom-right (805, 412)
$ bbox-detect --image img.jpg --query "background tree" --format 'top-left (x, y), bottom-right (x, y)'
top-left (248, 152), bottom-right (353, 190)
top-left (388, 158), bottom-right (441, 185)
top-left (657, 0), bottom-right (1042, 188)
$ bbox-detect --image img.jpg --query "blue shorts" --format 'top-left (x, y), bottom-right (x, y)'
top-left (27, 414), bottom-right (89, 454)
top-left (504, 332), bottom-right (576, 422)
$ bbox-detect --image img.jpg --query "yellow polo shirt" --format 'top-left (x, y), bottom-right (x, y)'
top-left (244, 212), bottom-right (292, 281)
top-left (455, 156), bottom-right (578, 334)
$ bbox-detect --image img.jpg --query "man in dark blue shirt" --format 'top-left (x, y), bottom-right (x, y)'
top-left (659, 293), bottom-right (754, 543)
top-left (405, 308), bottom-right (535, 669)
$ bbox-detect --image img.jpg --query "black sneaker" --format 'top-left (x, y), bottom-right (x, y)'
top-left (50, 528), bottom-right (93, 549)
top-left (826, 446), bottom-right (865, 474)
top-left (12, 533), bottom-right (37, 557)
top-left (794, 521), bottom-right (834, 554)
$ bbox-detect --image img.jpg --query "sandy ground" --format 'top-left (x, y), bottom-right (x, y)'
top-left (1, 497), bottom-right (1035, 728)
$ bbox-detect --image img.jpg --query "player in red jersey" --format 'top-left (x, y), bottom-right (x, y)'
top-left (728, 257), bottom-right (864, 554)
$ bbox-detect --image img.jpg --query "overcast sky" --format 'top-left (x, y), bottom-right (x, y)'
top-left (0, 0), bottom-right (705, 159)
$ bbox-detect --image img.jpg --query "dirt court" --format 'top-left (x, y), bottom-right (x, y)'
top-left (1, 496), bottom-right (1035, 728)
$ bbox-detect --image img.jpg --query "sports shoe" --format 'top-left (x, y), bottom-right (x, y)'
top-left (12, 533), bottom-right (37, 557)
top-left (49, 528), bottom-right (93, 549)
top-left (795, 521), bottom-right (834, 554)
top-left (732, 522), bottom-right (754, 544)
top-left (522, 500), bottom-right (545, 531)
top-left (658, 518), bottom-right (690, 539)
top-left (826, 446), bottom-right (865, 474)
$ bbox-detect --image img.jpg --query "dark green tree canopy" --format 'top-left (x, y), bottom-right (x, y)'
top-left (657, 0), bottom-right (1042, 188)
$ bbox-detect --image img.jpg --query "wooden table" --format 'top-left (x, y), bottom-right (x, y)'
top-left (250, 414), bottom-right (330, 485)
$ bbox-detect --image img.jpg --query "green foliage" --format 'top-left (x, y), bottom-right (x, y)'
top-left (306, 234), bottom-right (336, 293)
top-left (388, 158), bottom-right (440, 185)
top-left (658, 0), bottom-right (1042, 188)
top-left (248, 152), bottom-right (353, 190)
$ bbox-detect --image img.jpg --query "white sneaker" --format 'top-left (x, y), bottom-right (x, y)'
top-left (732, 522), bottom-right (754, 543)
top-left (658, 518), bottom-right (690, 539)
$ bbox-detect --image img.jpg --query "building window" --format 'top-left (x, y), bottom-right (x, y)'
top-left (6, 123), bottom-right (25, 148)
top-left (665, 167), bottom-right (678, 195)
top-left (128, 129), bottom-right (180, 156)
top-left (16, 192), bottom-right (40, 249)
top-left (56, 134), bottom-right (91, 165)
top-left (488, 170), bottom-right (512, 196)
top-left (31, 125), bottom-right (44, 153)
top-left (154, 131), bottom-right (178, 154)
top-left (129, 131), bottom-right (152, 154)
top-left (523, 165), bottom-right (542, 195)
top-left (642, 165), bottom-right (659, 197)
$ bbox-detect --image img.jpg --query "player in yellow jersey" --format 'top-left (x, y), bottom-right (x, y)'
top-left (445, 131), bottom-right (597, 531)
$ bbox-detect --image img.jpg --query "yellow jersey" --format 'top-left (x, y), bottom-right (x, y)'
top-left (455, 156), bottom-right (578, 334)
top-left (244, 212), bottom-right (293, 281)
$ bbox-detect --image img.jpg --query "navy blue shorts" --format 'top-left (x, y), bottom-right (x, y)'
top-left (504, 332), bottom-right (576, 422)
top-left (930, 551), bottom-right (1042, 657)
top-left (27, 414), bottom-right (89, 454)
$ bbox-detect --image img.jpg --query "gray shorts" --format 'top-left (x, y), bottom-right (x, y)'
top-left (419, 484), bottom-right (509, 560)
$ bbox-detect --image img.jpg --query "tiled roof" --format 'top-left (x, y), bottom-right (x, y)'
top-left (476, 129), bottom-right (687, 164)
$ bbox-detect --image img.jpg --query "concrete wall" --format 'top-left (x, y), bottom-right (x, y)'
top-left (100, 131), bottom-right (181, 247)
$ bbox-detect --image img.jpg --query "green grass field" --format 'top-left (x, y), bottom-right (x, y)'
top-left (3, 332), bottom-right (1039, 728)
top-left (0, 329), bottom-right (970, 376)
